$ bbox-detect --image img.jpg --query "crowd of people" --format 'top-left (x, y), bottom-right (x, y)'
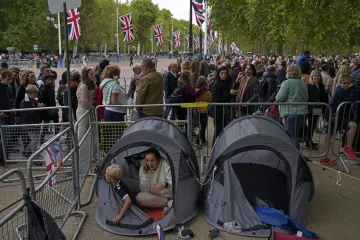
top-left (1, 50), bottom-right (360, 167)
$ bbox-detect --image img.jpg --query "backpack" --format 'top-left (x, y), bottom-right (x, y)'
top-left (169, 84), bottom-right (186, 103)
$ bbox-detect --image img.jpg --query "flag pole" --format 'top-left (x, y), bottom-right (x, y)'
top-left (204, 0), bottom-right (208, 55)
top-left (189, 0), bottom-right (193, 56)
top-left (116, 0), bottom-right (120, 63)
top-left (57, 13), bottom-right (62, 67)
top-left (170, 19), bottom-right (173, 58)
top-left (150, 27), bottom-right (153, 54)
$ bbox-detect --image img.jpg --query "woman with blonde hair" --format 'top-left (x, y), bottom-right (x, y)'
top-left (100, 65), bottom-right (127, 122)
top-left (276, 65), bottom-right (309, 150)
top-left (76, 68), bottom-right (96, 140)
top-left (332, 64), bottom-right (349, 96)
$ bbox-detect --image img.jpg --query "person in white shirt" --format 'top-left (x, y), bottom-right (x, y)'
top-left (136, 148), bottom-right (172, 210)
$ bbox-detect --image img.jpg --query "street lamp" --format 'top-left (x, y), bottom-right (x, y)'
top-left (46, 13), bottom-right (55, 57)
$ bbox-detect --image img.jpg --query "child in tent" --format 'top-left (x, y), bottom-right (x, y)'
top-left (194, 76), bottom-right (212, 147)
top-left (105, 164), bottom-right (133, 224)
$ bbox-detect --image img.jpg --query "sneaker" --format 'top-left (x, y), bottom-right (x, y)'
top-left (173, 224), bottom-right (194, 239)
top-left (163, 200), bottom-right (173, 215)
top-left (342, 147), bottom-right (357, 161)
top-left (223, 221), bottom-right (242, 232)
top-left (344, 158), bottom-right (360, 165)
top-left (319, 157), bottom-right (331, 164)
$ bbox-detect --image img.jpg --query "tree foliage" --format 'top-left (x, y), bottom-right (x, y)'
top-left (0, 0), bottom-right (193, 54)
top-left (208, 0), bottom-right (360, 55)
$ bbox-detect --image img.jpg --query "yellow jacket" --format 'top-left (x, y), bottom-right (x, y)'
top-left (195, 89), bottom-right (212, 113)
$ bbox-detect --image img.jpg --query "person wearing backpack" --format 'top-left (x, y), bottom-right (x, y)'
top-left (258, 65), bottom-right (278, 109)
top-left (169, 70), bottom-right (205, 120)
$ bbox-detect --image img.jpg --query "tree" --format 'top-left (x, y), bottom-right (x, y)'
top-left (130, 0), bottom-right (158, 54)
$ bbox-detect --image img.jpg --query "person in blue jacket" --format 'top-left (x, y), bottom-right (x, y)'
top-left (296, 50), bottom-right (311, 67)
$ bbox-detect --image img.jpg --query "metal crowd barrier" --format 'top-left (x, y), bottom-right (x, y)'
top-left (0, 107), bottom-right (70, 169)
top-left (26, 127), bottom-right (87, 239)
top-left (0, 169), bottom-right (29, 240)
top-left (331, 101), bottom-right (360, 173)
top-left (94, 104), bottom-right (190, 162)
top-left (188, 102), bottom-right (332, 164)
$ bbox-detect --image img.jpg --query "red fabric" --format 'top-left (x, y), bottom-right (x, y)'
top-left (274, 232), bottom-right (312, 240)
top-left (96, 86), bottom-right (104, 120)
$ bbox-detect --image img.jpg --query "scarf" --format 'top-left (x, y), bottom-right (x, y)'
top-left (100, 78), bottom-right (118, 105)
top-left (236, 75), bottom-right (251, 103)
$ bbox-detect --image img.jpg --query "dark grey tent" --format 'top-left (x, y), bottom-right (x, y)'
top-left (203, 115), bottom-right (314, 237)
top-left (96, 117), bottom-right (200, 236)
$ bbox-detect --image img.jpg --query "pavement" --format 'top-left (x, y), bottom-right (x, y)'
top-left (2, 58), bottom-right (360, 239)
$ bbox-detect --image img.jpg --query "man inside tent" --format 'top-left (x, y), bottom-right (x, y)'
top-left (136, 148), bottom-right (173, 212)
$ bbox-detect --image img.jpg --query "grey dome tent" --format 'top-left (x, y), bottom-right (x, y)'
top-left (96, 117), bottom-right (200, 236)
top-left (203, 115), bottom-right (314, 237)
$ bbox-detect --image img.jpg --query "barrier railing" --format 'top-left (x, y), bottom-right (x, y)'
top-left (94, 104), bottom-right (190, 162)
top-left (26, 127), bottom-right (87, 239)
top-left (0, 107), bottom-right (70, 169)
top-left (0, 169), bottom-right (29, 240)
top-left (331, 101), bottom-right (360, 173)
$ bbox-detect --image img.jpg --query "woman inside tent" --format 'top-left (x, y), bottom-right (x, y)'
top-left (137, 148), bottom-right (173, 213)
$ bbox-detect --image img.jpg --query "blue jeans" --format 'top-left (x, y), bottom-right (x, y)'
top-left (104, 109), bottom-right (125, 122)
top-left (284, 114), bottom-right (305, 150)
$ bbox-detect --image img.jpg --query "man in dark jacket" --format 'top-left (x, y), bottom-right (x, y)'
top-left (0, 70), bottom-right (13, 165)
top-left (136, 58), bottom-right (164, 118)
top-left (276, 60), bottom-right (287, 84)
top-left (63, 72), bottom-right (80, 121)
top-left (94, 59), bottom-right (110, 84)
top-left (163, 62), bottom-right (178, 120)
top-left (38, 72), bottom-right (58, 143)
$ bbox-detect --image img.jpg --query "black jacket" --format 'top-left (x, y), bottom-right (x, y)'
top-left (276, 67), bottom-right (287, 84)
top-left (0, 82), bottom-right (11, 116)
top-left (20, 96), bottom-right (42, 125)
top-left (38, 84), bottom-right (56, 107)
top-left (164, 72), bottom-right (178, 100)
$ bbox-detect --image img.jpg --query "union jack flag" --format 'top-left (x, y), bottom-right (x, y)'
top-left (195, 37), bottom-right (200, 49)
top-left (119, 13), bottom-right (135, 42)
top-left (230, 42), bottom-right (240, 54)
top-left (66, 8), bottom-right (81, 40)
top-left (186, 35), bottom-right (190, 49)
top-left (153, 24), bottom-right (164, 46)
top-left (207, 29), bottom-right (215, 43)
top-left (173, 30), bottom-right (181, 48)
top-left (192, 0), bottom-right (205, 28)
top-left (218, 39), bottom-right (222, 54)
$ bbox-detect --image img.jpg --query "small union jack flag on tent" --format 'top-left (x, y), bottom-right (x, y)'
top-left (173, 30), bottom-right (181, 48)
top-left (66, 8), bottom-right (81, 40)
top-left (119, 13), bottom-right (135, 42)
top-left (186, 35), bottom-right (190, 48)
top-left (156, 224), bottom-right (165, 240)
top-left (192, 0), bottom-right (205, 28)
top-left (153, 24), bottom-right (164, 46)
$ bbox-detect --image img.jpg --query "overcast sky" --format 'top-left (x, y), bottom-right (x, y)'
top-left (127, 0), bottom-right (193, 22)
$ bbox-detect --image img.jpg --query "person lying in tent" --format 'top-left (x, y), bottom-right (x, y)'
top-left (137, 148), bottom-right (173, 213)
top-left (105, 164), bottom-right (133, 224)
